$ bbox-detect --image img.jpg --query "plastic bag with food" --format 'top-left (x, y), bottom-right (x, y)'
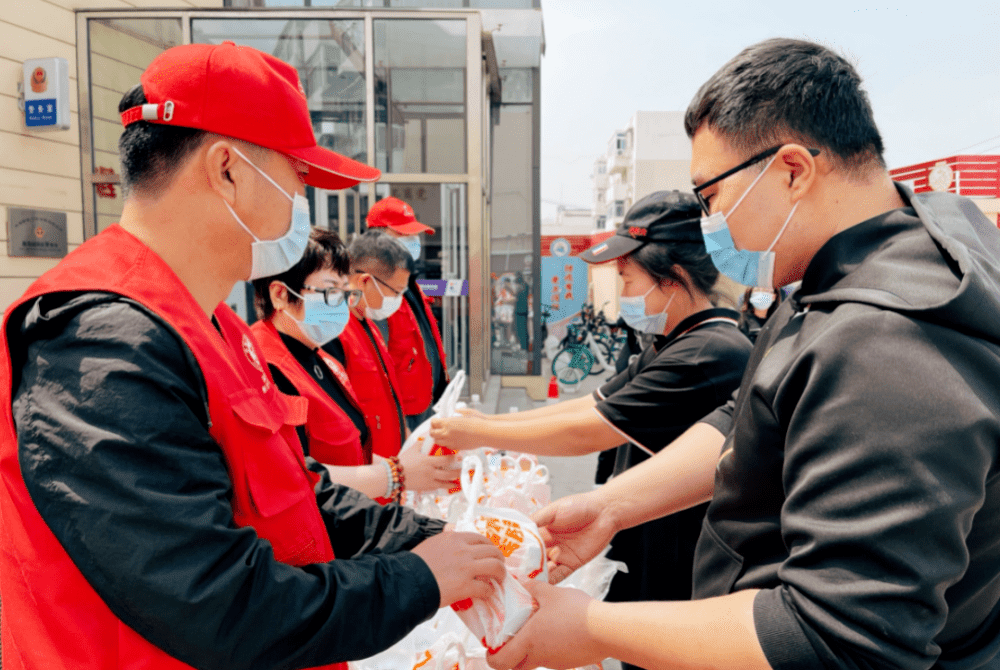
top-left (450, 456), bottom-right (548, 653)
top-left (400, 370), bottom-right (468, 457)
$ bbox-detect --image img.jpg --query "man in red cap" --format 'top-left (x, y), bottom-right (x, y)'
top-left (0, 42), bottom-right (503, 670)
top-left (364, 196), bottom-right (450, 428)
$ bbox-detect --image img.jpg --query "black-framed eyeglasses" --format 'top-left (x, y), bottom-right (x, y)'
top-left (692, 145), bottom-right (821, 215)
top-left (369, 274), bottom-right (406, 298)
top-left (301, 285), bottom-right (362, 307)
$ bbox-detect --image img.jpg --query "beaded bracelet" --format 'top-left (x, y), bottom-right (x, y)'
top-left (387, 455), bottom-right (406, 503)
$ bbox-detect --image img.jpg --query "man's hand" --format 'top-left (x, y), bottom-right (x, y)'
top-left (398, 449), bottom-right (462, 492)
top-left (532, 491), bottom-right (618, 584)
top-left (487, 580), bottom-right (602, 670)
top-left (428, 413), bottom-right (488, 451)
top-left (411, 532), bottom-right (506, 608)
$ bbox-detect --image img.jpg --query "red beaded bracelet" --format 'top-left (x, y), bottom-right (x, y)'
top-left (387, 455), bottom-right (406, 503)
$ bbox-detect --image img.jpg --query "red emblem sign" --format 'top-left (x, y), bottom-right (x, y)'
top-left (629, 227), bottom-right (646, 238)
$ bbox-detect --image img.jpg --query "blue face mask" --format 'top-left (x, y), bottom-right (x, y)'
top-left (284, 288), bottom-right (350, 345)
top-left (748, 290), bottom-right (776, 311)
top-left (397, 235), bottom-right (421, 262)
top-left (699, 154), bottom-right (797, 289)
top-left (619, 284), bottom-right (675, 335)
top-left (225, 147), bottom-right (312, 281)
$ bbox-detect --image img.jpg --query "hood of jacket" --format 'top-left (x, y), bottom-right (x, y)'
top-left (794, 183), bottom-right (1000, 343)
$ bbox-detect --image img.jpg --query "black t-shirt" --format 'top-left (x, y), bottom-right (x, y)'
top-left (269, 333), bottom-right (369, 455)
top-left (595, 308), bottom-right (752, 472)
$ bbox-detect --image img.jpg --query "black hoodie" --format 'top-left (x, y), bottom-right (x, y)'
top-left (696, 186), bottom-right (1000, 670)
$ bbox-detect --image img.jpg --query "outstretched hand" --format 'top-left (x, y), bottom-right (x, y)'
top-left (411, 531), bottom-right (506, 608)
top-left (532, 491), bottom-right (618, 584)
top-left (429, 412), bottom-right (490, 451)
top-left (397, 448), bottom-right (461, 492)
top-left (486, 579), bottom-right (601, 670)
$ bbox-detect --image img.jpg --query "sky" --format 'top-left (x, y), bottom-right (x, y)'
top-left (538, 0), bottom-right (1000, 217)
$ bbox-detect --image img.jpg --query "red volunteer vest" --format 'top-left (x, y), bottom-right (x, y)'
top-left (0, 225), bottom-right (340, 670)
top-left (387, 285), bottom-right (449, 416)
top-left (338, 315), bottom-right (405, 458)
top-left (250, 320), bottom-right (370, 467)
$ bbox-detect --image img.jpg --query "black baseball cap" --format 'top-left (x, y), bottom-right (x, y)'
top-left (580, 190), bottom-right (703, 264)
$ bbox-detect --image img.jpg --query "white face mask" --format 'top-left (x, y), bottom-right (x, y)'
top-left (224, 146), bottom-right (312, 281)
top-left (364, 275), bottom-right (404, 321)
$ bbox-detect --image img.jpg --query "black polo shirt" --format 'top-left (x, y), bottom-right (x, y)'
top-left (594, 307), bottom-right (752, 608)
top-left (269, 332), bottom-right (369, 456)
top-left (595, 308), bottom-right (752, 472)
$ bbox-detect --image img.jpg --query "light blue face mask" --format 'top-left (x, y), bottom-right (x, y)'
top-left (699, 154), bottom-right (798, 289)
top-left (284, 288), bottom-right (350, 345)
top-left (396, 235), bottom-right (421, 262)
top-left (748, 290), bottom-right (776, 311)
top-left (619, 284), bottom-right (675, 335)
top-left (225, 147), bottom-right (312, 281)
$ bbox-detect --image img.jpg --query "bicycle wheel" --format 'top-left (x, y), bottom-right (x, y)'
top-left (551, 346), bottom-right (595, 385)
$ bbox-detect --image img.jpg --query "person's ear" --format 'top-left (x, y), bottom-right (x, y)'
top-left (349, 271), bottom-right (368, 292)
top-left (268, 281), bottom-right (290, 311)
top-left (662, 265), bottom-right (692, 294)
top-left (779, 144), bottom-right (818, 203)
top-left (204, 140), bottom-right (244, 206)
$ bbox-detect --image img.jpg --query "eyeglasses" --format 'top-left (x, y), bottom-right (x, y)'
top-left (693, 145), bottom-right (821, 216)
top-left (369, 274), bottom-right (406, 298)
top-left (301, 285), bottom-right (362, 307)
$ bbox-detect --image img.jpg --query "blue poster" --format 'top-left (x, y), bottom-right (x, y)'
top-left (541, 254), bottom-right (588, 324)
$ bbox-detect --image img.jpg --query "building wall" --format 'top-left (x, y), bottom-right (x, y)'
top-left (632, 159), bottom-right (691, 203)
top-left (1, 0), bottom-right (223, 314)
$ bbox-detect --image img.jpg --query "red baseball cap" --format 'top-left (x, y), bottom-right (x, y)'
top-left (120, 41), bottom-right (381, 190)
top-left (366, 196), bottom-right (434, 235)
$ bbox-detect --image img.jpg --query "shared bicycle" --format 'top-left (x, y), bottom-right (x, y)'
top-left (550, 303), bottom-right (627, 386)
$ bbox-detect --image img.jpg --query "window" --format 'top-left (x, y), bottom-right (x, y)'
top-left (596, 215), bottom-right (607, 230)
top-left (374, 19), bottom-right (467, 174)
top-left (615, 134), bottom-right (627, 154)
top-left (193, 18), bottom-right (367, 168)
top-left (614, 200), bottom-right (625, 217)
top-left (87, 18), bottom-right (182, 235)
top-left (597, 163), bottom-right (606, 174)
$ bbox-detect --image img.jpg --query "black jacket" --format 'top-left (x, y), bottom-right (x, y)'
top-left (8, 292), bottom-right (445, 670)
top-left (697, 186), bottom-right (1000, 670)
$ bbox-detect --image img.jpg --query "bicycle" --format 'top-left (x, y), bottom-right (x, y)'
top-left (550, 321), bottom-right (614, 386)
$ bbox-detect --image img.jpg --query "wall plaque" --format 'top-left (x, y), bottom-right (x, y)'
top-left (8, 207), bottom-right (68, 258)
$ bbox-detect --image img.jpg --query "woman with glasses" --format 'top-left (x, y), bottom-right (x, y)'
top-left (251, 228), bottom-right (458, 503)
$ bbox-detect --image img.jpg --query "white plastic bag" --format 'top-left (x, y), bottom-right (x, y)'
top-left (451, 456), bottom-right (547, 652)
top-left (559, 545), bottom-right (628, 602)
top-left (401, 370), bottom-right (467, 458)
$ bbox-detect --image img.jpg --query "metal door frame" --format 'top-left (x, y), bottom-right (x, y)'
top-left (76, 7), bottom-right (487, 394)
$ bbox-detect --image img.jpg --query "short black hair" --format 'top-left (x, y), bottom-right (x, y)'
top-left (117, 85), bottom-right (209, 195)
top-left (348, 230), bottom-right (410, 278)
top-left (685, 38), bottom-right (885, 176)
top-left (252, 227), bottom-right (351, 321)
